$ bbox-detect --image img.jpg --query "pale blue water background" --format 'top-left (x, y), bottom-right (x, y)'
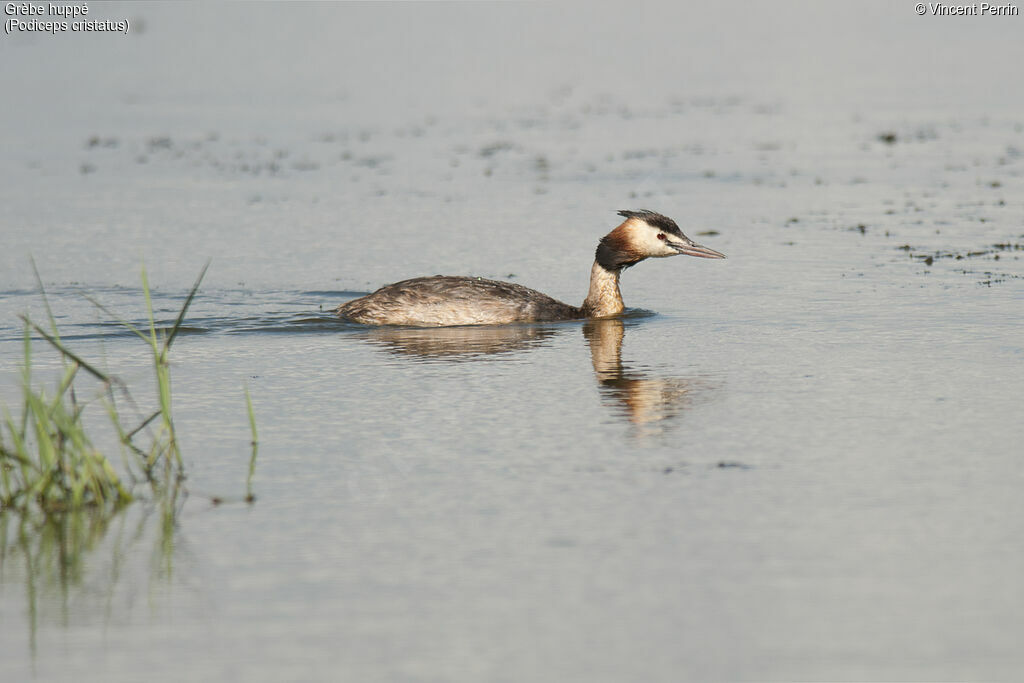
top-left (1, 2), bottom-right (1023, 681)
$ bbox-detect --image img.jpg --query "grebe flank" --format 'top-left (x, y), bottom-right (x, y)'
top-left (337, 210), bottom-right (725, 327)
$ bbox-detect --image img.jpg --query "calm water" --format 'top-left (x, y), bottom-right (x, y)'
top-left (2, 3), bottom-right (1023, 681)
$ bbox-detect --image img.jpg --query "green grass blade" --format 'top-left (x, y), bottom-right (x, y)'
top-left (55, 362), bottom-right (81, 403)
top-left (125, 410), bottom-right (162, 441)
top-left (20, 316), bottom-right (113, 385)
top-left (164, 260), bottom-right (210, 352)
top-left (141, 263), bottom-right (159, 350)
top-left (19, 325), bottom-right (32, 438)
top-left (30, 255), bottom-right (61, 343)
top-left (80, 293), bottom-right (150, 344)
top-left (3, 408), bottom-right (36, 477)
top-left (244, 385), bottom-right (258, 502)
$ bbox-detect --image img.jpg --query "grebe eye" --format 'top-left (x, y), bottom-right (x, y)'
top-left (657, 233), bottom-right (666, 241)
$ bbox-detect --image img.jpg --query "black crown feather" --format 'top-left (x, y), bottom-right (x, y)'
top-left (617, 209), bottom-right (684, 237)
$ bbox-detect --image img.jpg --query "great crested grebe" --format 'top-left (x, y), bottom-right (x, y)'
top-left (337, 210), bottom-right (725, 327)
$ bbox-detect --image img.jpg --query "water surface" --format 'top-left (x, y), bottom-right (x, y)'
top-left (2, 2), bottom-right (1023, 681)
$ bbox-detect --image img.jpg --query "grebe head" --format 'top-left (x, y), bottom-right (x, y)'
top-left (595, 209), bottom-right (726, 270)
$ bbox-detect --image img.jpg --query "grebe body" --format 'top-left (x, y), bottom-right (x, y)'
top-left (337, 210), bottom-right (724, 327)
top-left (338, 275), bottom-right (581, 326)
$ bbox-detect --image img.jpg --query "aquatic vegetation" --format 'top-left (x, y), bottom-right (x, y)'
top-left (0, 325), bottom-right (133, 514)
top-left (1, 261), bottom-right (260, 652)
top-left (0, 262), bottom-right (257, 516)
top-left (0, 484), bottom-right (185, 660)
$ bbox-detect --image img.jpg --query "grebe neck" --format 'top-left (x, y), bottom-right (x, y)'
top-left (581, 261), bottom-right (624, 318)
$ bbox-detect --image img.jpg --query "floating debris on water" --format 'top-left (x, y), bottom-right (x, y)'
top-left (716, 461), bottom-right (752, 470)
top-left (897, 241), bottom-right (1023, 283)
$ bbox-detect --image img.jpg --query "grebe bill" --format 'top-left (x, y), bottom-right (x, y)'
top-left (337, 210), bottom-right (725, 327)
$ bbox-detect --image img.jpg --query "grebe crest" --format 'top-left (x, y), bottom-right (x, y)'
top-left (338, 210), bottom-right (725, 327)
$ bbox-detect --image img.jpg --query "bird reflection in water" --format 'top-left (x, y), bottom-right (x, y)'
top-left (353, 318), bottom-right (709, 432)
top-left (357, 324), bottom-right (560, 360)
top-left (583, 318), bottom-right (705, 434)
